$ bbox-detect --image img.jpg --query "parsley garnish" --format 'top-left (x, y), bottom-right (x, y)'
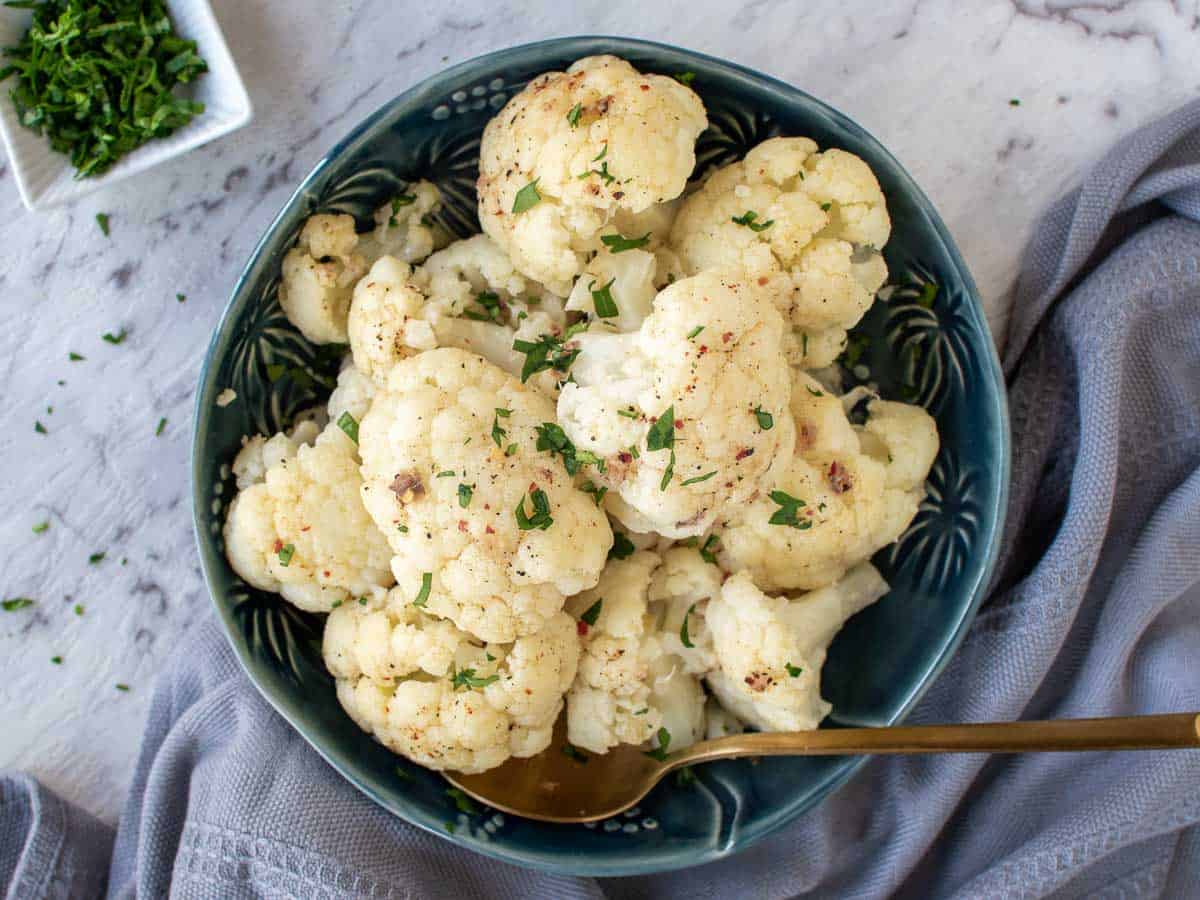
top-left (806, 386), bottom-right (824, 397)
top-left (436, 470), bottom-right (456, 478)
top-left (608, 531), bottom-right (635, 560)
top-left (451, 665), bottom-right (499, 691)
top-left (95, 213), bottom-right (110, 235)
top-left (88, 551), bottom-right (105, 564)
top-left (330, 599), bottom-right (342, 609)
top-left (336, 411), bottom-right (359, 443)
top-left (680, 603), bottom-right (696, 648)
top-left (515, 487), bottom-right (553, 530)
top-left (68, 352), bottom-right (84, 361)
top-left (74, 604), bottom-right (83, 616)
top-left (388, 193), bottom-right (416, 227)
top-left (512, 179), bottom-right (541, 213)
top-left (675, 766), bottom-right (697, 787)
top-left (699, 533), bottom-right (720, 565)
top-left (681, 470), bottom-right (716, 486)
top-left (277, 543), bottom-right (295, 566)
top-left (445, 787), bottom-right (478, 814)
top-left (155, 417), bottom-right (167, 436)
top-left (646, 406), bottom-right (676, 452)
top-left (115, 683), bottom-right (130, 692)
top-left (786, 662), bottom-right (803, 677)
top-left (577, 148), bottom-right (615, 183)
top-left (34, 421), bottom-right (46, 434)
top-left (562, 744), bottom-right (589, 763)
top-left (580, 598), bottom-right (602, 626)
top-left (566, 101), bottom-right (582, 127)
top-left (686, 325), bottom-right (704, 340)
top-left (51, 655), bottom-right (62, 664)
top-left (731, 210), bottom-right (774, 232)
top-left (579, 479), bottom-right (607, 506)
top-left (820, 202), bottom-right (832, 212)
top-left (617, 407), bottom-right (639, 419)
top-left (397, 524), bottom-right (409, 533)
top-left (600, 232), bottom-right (651, 253)
top-left (660, 449), bottom-right (676, 491)
top-left (457, 483), bottom-right (473, 508)
top-left (413, 572), bottom-right (432, 607)
top-left (176, 293), bottom-right (186, 303)
top-left (102, 328), bottom-right (126, 345)
top-left (673, 71), bottom-right (696, 86)
top-left (32, 521), bottom-right (49, 534)
top-left (1009, 98), bottom-right (1021, 107)
top-left (644, 727), bottom-right (671, 761)
top-left (754, 406), bottom-right (774, 430)
top-left (491, 407), bottom-right (511, 448)
top-left (0, 2), bottom-right (207, 178)
top-left (2, 598), bottom-right (34, 612)
top-left (464, 290), bottom-right (503, 324)
top-left (801, 331), bottom-right (809, 356)
top-left (768, 490), bottom-right (812, 529)
top-left (588, 278), bottom-right (619, 318)
top-left (512, 333), bottom-right (580, 383)
top-left (535, 422), bottom-right (604, 476)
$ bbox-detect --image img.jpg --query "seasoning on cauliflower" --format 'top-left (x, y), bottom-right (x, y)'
top-left (357, 348), bottom-right (613, 643)
top-left (556, 270), bottom-right (795, 539)
top-left (565, 550), bottom-right (706, 755)
top-left (327, 593), bottom-right (579, 772)
top-left (360, 180), bottom-right (447, 265)
top-left (671, 137), bottom-right (890, 342)
top-left (477, 55), bottom-right (707, 294)
top-left (278, 213), bottom-right (368, 344)
top-left (705, 563), bottom-right (889, 731)
top-left (717, 372), bottom-right (938, 592)
top-left (346, 255), bottom-right (437, 385)
top-left (224, 422), bottom-right (394, 612)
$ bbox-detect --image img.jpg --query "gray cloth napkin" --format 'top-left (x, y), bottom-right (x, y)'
top-left (5, 99), bottom-right (1200, 900)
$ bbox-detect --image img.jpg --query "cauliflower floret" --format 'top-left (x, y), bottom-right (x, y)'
top-left (705, 564), bottom-right (889, 731)
top-left (326, 360), bottom-right (376, 426)
top-left (717, 375), bottom-right (938, 592)
top-left (278, 214), bottom-right (368, 344)
top-left (564, 247), bottom-right (658, 332)
top-left (357, 348), bottom-right (613, 642)
top-left (565, 550), bottom-right (706, 755)
top-left (671, 138), bottom-right (890, 334)
top-left (647, 546), bottom-right (722, 674)
top-left (414, 233), bottom-right (557, 319)
top-left (557, 271), bottom-right (795, 539)
top-left (329, 600), bottom-right (579, 773)
top-left (784, 325), bottom-right (848, 370)
top-left (359, 180), bottom-right (446, 265)
top-left (230, 418), bottom-right (321, 491)
top-left (346, 256), bottom-right (437, 386)
top-left (477, 55), bottom-right (707, 294)
top-left (224, 423), bottom-right (394, 612)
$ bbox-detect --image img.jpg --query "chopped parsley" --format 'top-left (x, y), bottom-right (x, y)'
top-left (457, 483), bottom-right (473, 508)
top-left (1009, 98), bottom-right (1021, 107)
top-left (330, 599), bottom-right (343, 609)
top-left (277, 543), bottom-right (295, 565)
top-left (512, 179), bottom-right (541, 213)
top-left (464, 290), bottom-right (503, 324)
top-left (445, 787), bottom-right (478, 814)
top-left (491, 407), bottom-right (511, 448)
top-left (675, 766), bottom-right (697, 787)
top-left (680, 603), bottom-right (696, 648)
top-left (646, 406), bottom-right (676, 452)
top-left (600, 232), bottom-right (651, 253)
top-left (68, 352), bottom-right (84, 361)
top-left (176, 293), bottom-right (186, 303)
top-left (88, 551), bottom-right (105, 564)
top-left (512, 333), bottom-right (580, 383)
top-left (579, 479), bottom-right (608, 507)
top-left (413, 572), bottom-right (432, 607)
top-left (681, 470), bottom-right (716, 486)
top-left (95, 213), bottom-right (110, 236)
top-left (617, 407), bottom-right (639, 419)
top-left (577, 147), bottom-right (615, 184)
top-left (754, 406), bottom-right (774, 430)
top-left (2, 598), bottom-right (34, 612)
top-left (51, 655), bottom-right (63, 665)
top-left (102, 329), bottom-right (127, 345)
top-left (387, 193), bottom-right (416, 227)
top-left (820, 202), bottom-right (832, 212)
top-left (608, 531), bottom-right (635, 560)
top-left (561, 744), bottom-right (589, 763)
top-left (644, 727), bottom-right (672, 761)
top-left (566, 102), bottom-right (582, 127)
top-left (358, 596), bottom-right (368, 606)
top-left (397, 524), bottom-right (409, 533)
top-left (686, 325), bottom-right (704, 340)
top-left (505, 443), bottom-right (518, 456)
top-left (74, 604), bottom-right (84, 616)
top-left (768, 490), bottom-right (812, 529)
top-left (673, 71), bottom-right (696, 86)
top-left (699, 533), bottom-right (720, 565)
top-left (589, 278), bottom-right (619, 318)
top-left (450, 665), bottom-right (499, 691)
top-left (515, 487), bottom-right (553, 530)
top-left (786, 662), bottom-right (803, 677)
top-left (580, 598), bottom-right (602, 626)
top-left (731, 210), bottom-right (773, 232)
top-left (660, 449), bottom-right (676, 491)
top-left (34, 421), bottom-right (46, 434)
top-left (115, 683), bottom-right (130, 692)
top-left (806, 386), bottom-right (824, 397)
top-left (436, 470), bottom-right (456, 478)
top-left (535, 422), bottom-right (604, 476)
top-left (155, 417), bottom-right (167, 436)
top-left (32, 521), bottom-right (49, 534)
top-left (336, 411), bottom-right (359, 443)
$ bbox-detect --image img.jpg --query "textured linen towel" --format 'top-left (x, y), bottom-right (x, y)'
top-left (4, 99), bottom-right (1200, 899)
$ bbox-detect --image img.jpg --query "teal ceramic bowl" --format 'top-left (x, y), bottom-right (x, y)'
top-left (192, 36), bottom-right (1010, 876)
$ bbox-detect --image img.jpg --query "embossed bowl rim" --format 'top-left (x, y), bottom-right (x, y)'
top-left (192, 35), bottom-right (1011, 876)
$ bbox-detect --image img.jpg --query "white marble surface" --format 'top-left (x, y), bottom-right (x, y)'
top-left (2, 0), bottom-right (1199, 825)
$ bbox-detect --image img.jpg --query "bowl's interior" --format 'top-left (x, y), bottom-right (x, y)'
top-left (192, 36), bottom-right (1008, 877)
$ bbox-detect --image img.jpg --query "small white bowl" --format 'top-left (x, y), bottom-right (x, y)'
top-left (0, 0), bottom-right (251, 211)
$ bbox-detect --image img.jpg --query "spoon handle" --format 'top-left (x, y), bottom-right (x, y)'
top-left (682, 713), bottom-right (1200, 762)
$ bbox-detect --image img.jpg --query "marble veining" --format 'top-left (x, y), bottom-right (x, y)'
top-left (1, 0), bottom-right (1198, 823)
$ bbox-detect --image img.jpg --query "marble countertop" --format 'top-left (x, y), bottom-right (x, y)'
top-left (2, 0), bottom-right (1198, 825)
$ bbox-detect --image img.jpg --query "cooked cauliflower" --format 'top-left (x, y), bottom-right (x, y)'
top-left (327, 595), bottom-right (578, 772)
top-left (224, 422), bottom-right (394, 612)
top-left (346, 255), bottom-right (437, 385)
top-left (672, 137), bottom-right (890, 337)
top-left (717, 373), bottom-right (938, 591)
top-left (477, 55), bottom-right (707, 294)
top-left (357, 348), bottom-right (613, 642)
top-left (705, 564), bottom-right (889, 731)
top-left (647, 546), bottom-right (722, 674)
top-left (360, 180), bottom-right (446, 264)
top-left (557, 270), bottom-right (795, 538)
top-left (565, 550), bottom-right (706, 755)
top-left (278, 214), bottom-right (368, 344)
top-left (325, 360), bottom-right (376, 426)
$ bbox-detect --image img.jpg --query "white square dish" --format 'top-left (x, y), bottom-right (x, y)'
top-left (0, 0), bottom-right (252, 211)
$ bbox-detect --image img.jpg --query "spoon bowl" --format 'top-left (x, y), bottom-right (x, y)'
top-left (446, 712), bottom-right (1200, 823)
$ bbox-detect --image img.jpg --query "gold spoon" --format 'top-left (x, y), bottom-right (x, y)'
top-left (445, 711), bottom-right (1200, 823)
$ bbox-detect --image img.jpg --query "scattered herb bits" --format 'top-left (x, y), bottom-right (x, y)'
top-left (0, 0), bottom-right (209, 178)
top-left (768, 490), bottom-right (812, 529)
top-left (88, 551), bottom-right (105, 564)
top-left (600, 232), bottom-right (650, 253)
top-left (562, 744), bottom-right (589, 763)
top-left (155, 417), bottom-right (167, 436)
top-left (413, 572), bottom-right (432, 607)
top-left (514, 487), bottom-right (553, 531)
top-left (95, 213), bottom-right (110, 236)
top-left (754, 406), bottom-right (774, 430)
top-left (731, 210), bottom-right (773, 232)
top-left (786, 662), bottom-right (803, 678)
top-left (644, 726), bottom-right (672, 761)
top-left (336, 411), bottom-right (359, 443)
top-left (102, 329), bottom-right (127, 345)
top-left (3, 598), bottom-right (34, 612)
top-left (680, 603), bottom-right (696, 648)
top-left (566, 102), bottom-right (582, 127)
top-left (608, 531), bottom-right (635, 560)
top-left (512, 179), bottom-right (541, 213)
top-left (277, 543), bottom-right (295, 566)
top-left (580, 598), bottom-right (602, 627)
top-left (32, 521), bottom-right (49, 534)
top-left (457, 483), bottom-right (473, 508)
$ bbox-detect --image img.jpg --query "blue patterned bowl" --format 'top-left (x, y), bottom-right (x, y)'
top-left (192, 36), bottom-right (1009, 876)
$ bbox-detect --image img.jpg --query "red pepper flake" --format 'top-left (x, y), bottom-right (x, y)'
top-left (300, 526), bottom-right (311, 532)
top-left (721, 331), bottom-right (733, 343)
top-left (528, 482), bottom-right (539, 493)
top-left (457, 520), bottom-right (469, 533)
top-left (828, 460), bottom-right (853, 494)
top-left (322, 570), bottom-right (330, 578)
top-left (485, 525), bottom-right (496, 535)
top-left (698, 345), bottom-right (708, 355)
top-left (744, 671), bottom-right (772, 692)
top-left (618, 451), bottom-right (633, 464)
top-left (674, 419), bottom-right (683, 430)
top-left (272, 539), bottom-right (283, 553)
top-left (757, 276), bottom-right (768, 286)
top-left (577, 620), bottom-right (589, 636)
top-left (735, 447), bottom-right (754, 461)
